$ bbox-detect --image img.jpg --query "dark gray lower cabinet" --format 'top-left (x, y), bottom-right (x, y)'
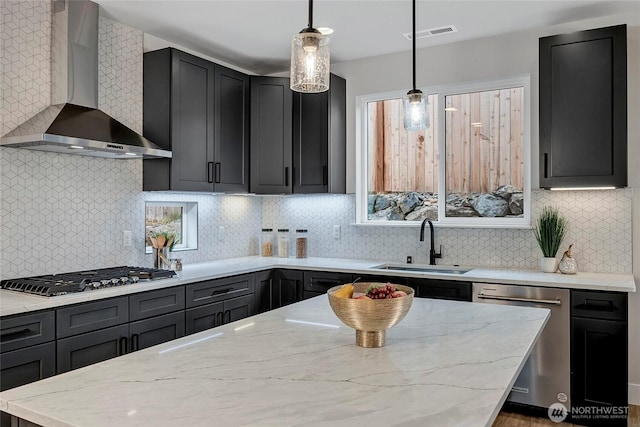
top-left (254, 270), bottom-right (273, 314)
top-left (56, 297), bottom-right (129, 339)
top-left (302, 271), bottom-right (352, 300)
top-left (129, 287), bottom-right (185, 322)
top-left (186, 294), bottom-right (253, 335)
top-left (407, 278), bottom-right (472, 301)
top-left (0, 342), bottom-right (56, 390)
top-left (130, 311), bottom-right (185, 351)
top-left (0, 341), bottom-right (56, 426)
top-left (273, 270), bottom-right (303, 306)
top-left (571, 290), bottom-right (628, 426)
top-left (57, 324), bottom-right (129, 373)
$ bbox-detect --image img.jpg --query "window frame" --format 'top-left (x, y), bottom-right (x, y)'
top-left (355, 75), bottom-right (531, 228)
top-left (145, 201), bottom-right (198, 253)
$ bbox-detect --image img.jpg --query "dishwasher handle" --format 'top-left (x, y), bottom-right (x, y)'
top-left (477, 293), bottom-right (562, 306)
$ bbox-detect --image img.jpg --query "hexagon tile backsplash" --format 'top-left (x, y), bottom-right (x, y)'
top-left (261, 190), bottom-right (632, 274)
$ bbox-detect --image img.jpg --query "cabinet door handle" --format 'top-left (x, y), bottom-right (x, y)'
top-left (323, 165), bottom-right (328, 186)
top-left (216, 312), bottom-right (224, 327)
top-left (207, 162), bottom-right (214, 183)
top-left (214, 162), bottom-right (221, 183)
top-left (131, 333), bottom-right (139, 352)
top-left (543, 153), bottom-right (548, 178)
top-left (211, 287), bottom-right (233, 296)
top-left (285, 167), bottom-right (289, 187)
top-left (0, 328), bottom-right (31, 341)
top-left (119, 337), bottom-right (128, 355)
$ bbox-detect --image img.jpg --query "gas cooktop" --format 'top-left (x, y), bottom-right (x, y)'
top-left (0, 266), bottom-right (176, 297)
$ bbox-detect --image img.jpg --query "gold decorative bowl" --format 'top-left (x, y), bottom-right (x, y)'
top-left (327, 282), bottom-right (414, 348)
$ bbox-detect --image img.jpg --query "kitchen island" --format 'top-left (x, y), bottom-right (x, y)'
top-left (0, 295), bottom-right (549, 427)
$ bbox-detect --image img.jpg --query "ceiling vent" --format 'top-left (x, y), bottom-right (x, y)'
top-left (403, 25), bottom-right (458, 41)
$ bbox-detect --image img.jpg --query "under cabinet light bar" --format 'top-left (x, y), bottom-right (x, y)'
top-left (548, 187), bottom-right (616, 191)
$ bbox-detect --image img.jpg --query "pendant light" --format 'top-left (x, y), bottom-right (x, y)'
top-left (403, 0), bottom-right (428, 130)
top-left (290, 0), bottom-right (330, 93)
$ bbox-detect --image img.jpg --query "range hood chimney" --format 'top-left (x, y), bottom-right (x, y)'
top-left (0, 0), bottom-right (171, 159)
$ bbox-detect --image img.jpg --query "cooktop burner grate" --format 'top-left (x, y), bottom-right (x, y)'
top-left (1, 266), bottom-right (176, 296)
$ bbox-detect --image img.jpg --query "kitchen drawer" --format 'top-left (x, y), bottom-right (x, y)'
top-left (303, 271), bottom-right (352, 293)
top-left (0, 310), bottom-right (55, 353)
top-left (129, 286), bottom-right (185, 321)
top-left (409, 279), bottom-right (471, 301)
top-left (186, 274), bottom-right (254, 308)
top-left (571, 290), bottom-right (627, 321)
top-left (56, 297), bottom-right (129, 339)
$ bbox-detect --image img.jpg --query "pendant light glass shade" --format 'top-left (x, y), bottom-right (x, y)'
top-left (403, 0), bottom-right (428, 130)
top-left (404, 90), bottom-right (429, 131)
top-left (290, 0), bottom-right (330, 93)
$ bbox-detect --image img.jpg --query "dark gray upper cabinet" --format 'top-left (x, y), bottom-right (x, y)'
top-left (539, 25), bottom-right (627, 188)
top-left (250, 76), bottom-right (293, 194)
top-left (214, 65), bottom-right (250, 192)
top-left (143, 48), bottom-right (249, 192)
top-left (250, 74), bottom-right (346, 194)
top-left (293, 74), bottom-right (346, 194)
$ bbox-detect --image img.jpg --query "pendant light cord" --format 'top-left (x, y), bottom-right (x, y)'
top-left (308, 0), bottom-right (314, 29)
top-left (412, 0), bottom-right (416, 91)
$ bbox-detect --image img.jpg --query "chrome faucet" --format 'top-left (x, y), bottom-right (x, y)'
top-left (419, 219), bottom-right (442, 265)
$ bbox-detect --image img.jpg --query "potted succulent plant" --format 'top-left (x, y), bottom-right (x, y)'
top-left (533, 206), bottom-right (568, 273)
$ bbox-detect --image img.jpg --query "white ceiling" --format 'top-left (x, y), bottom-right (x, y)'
top-left (94, 0), bottom-right (637, 75)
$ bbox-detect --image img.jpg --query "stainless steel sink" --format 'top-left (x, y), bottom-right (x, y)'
top-left (373, 264), bottom-right (471, 275)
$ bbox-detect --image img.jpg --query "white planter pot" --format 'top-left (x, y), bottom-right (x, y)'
top-left (539, 257), bottom-right (558, 273)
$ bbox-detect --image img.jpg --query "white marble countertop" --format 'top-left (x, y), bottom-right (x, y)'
top-left (0, 295), bottom-right (550, 427)
top-left (0, 256), bottom-right (635, 317)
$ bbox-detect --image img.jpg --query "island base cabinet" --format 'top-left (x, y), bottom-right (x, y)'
top-left (1, 342), bottom-right (56, 426)
top-left (56, 324), bottom-right (128, 373)
top-left (130, 311), bottom-right (185, 351)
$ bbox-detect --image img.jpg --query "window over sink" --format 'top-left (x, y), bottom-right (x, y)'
top-left (145, 201), bottom-right (198, 253)
top-left (356, 76), bottom-right (531, 228)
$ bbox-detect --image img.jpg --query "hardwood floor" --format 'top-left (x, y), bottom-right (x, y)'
top-left (493, 405), bottom-right (640, 427)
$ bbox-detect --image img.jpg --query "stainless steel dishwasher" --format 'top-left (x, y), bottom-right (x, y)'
top-left (472, 283), bottom-right (570, 410)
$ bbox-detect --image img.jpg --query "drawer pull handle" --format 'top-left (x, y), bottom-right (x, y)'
top-left (580, 299), bottom-right (614, 312)
top-left (477, 293), bottom-right (562, 305)
top-left (0, 328), bottom-right (31, 341)
top-left (211, 287), bottom-right (233, 296)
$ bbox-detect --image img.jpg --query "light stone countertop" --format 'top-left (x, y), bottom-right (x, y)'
top-left (0, 256), bottom-right (635, 317)
top-left (0, 295), bottom-right (550, 427)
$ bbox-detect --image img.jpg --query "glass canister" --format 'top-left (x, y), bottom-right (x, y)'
top-left (277, 229), bottom-right (289, 258)
top-left (295, 229), bottom-right (308, 258)
top-left (261, 228), bottom-right (274, 257)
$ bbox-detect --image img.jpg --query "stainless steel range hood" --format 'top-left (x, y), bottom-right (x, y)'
top-left (0, 0), bottom-right (171, 159)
